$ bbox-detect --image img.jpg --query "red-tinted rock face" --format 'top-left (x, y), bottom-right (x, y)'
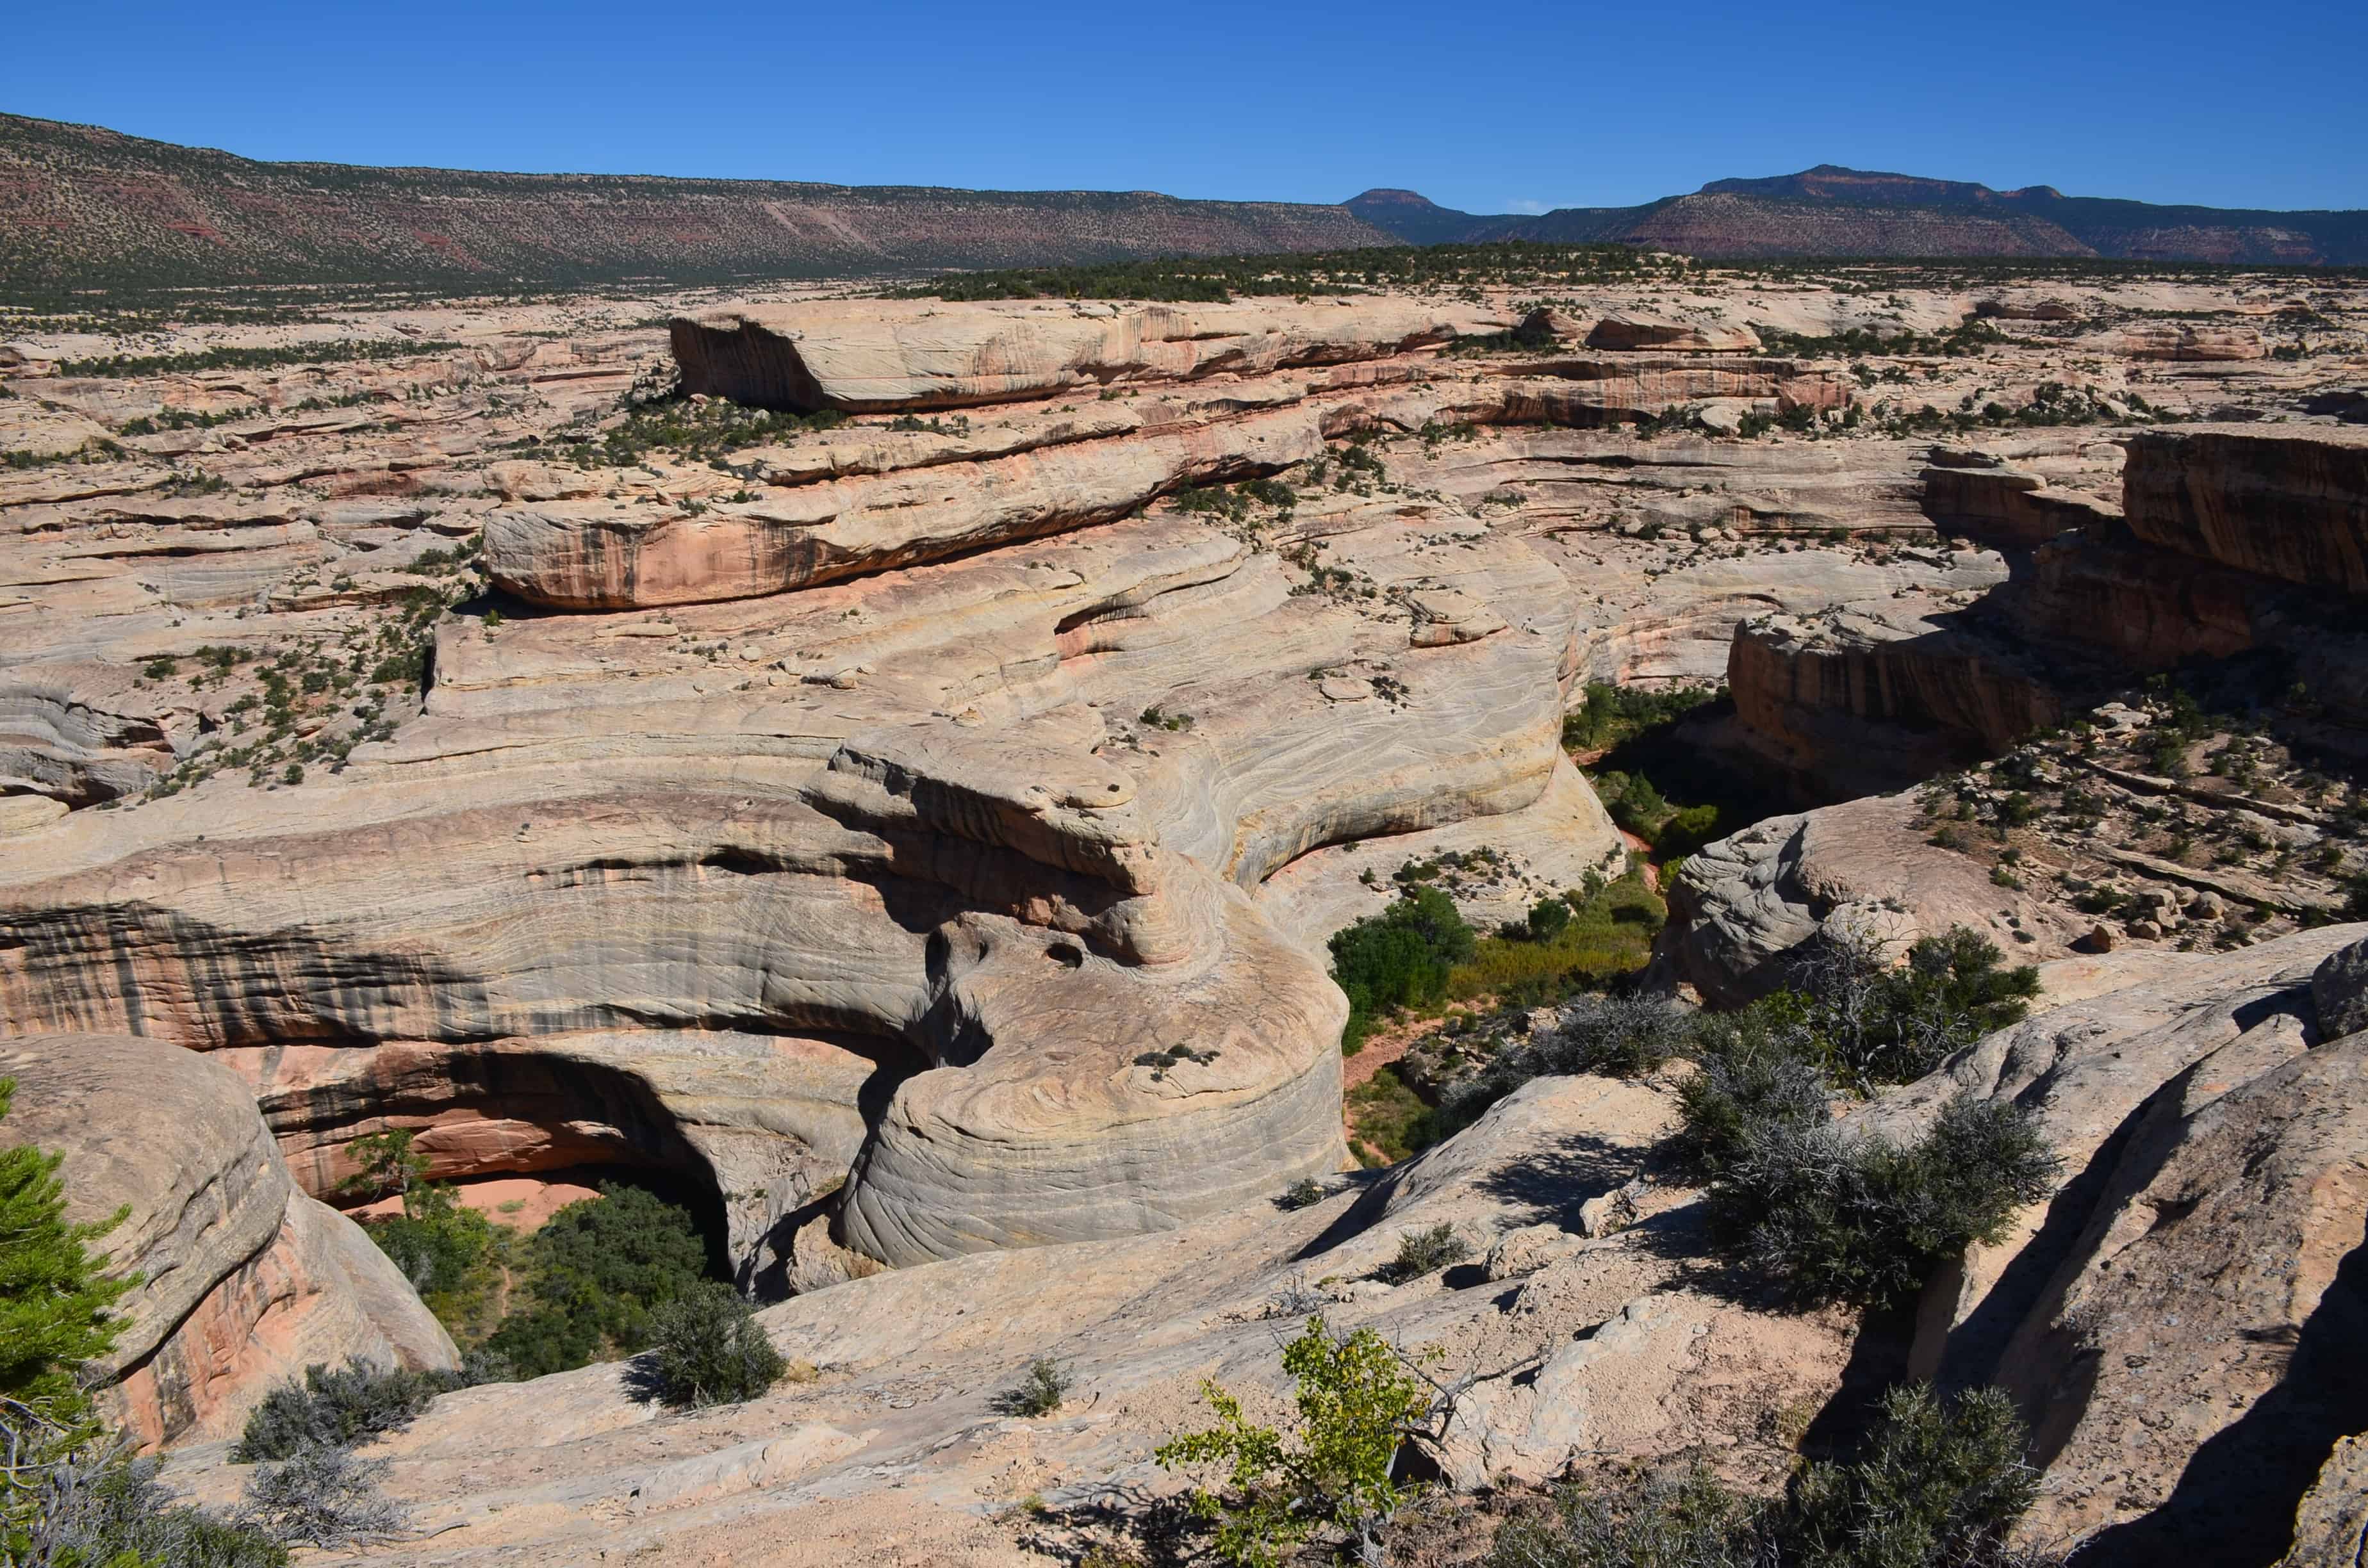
top-left (0, 1034), bottom-right (456, 1448)
top-left (1724, 609), bottom-right (2065, 801)
top-left (2122, 424), bottom-right (2368, 594)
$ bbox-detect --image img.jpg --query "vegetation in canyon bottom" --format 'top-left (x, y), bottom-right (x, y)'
top-left (334, 1129), bottom-right (747, 1382)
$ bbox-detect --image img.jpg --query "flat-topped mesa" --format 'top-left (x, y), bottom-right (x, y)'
top-left (2122, 423), bottom-right (2368, 594)
top-left (669, 297), bottom-right (1497, 414)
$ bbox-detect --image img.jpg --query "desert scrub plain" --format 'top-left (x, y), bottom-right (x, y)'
top-left (2, 243), bottom-right (2367, 1566)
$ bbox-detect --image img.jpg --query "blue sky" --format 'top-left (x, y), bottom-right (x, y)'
top-left (10, 1), bottom-right (2365, 213)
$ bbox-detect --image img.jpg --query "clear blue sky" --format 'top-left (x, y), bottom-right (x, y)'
top-left (10, 0), bottom-right (2365, 214)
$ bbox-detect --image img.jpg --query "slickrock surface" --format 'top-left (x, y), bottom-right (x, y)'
top-left (0, 1033), bottom-right (456, 1448)
top-left (157, 1072), bottom-right (1858, 1566)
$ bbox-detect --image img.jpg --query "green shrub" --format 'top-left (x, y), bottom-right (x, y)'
top-left (1346, 1067), bottom-right (1439, 1165)
top-left (364, 1202), bottom-right (502, 1332)
top-left (1786, 1384), bottom-right (2043, 1567)
top-left (1707, 1097), bottom-right (2059, 1309)
top-left (481, 1184), bottom-right (712, 1377)
top-left (1672, 1021), bottom-right (1833, 1174)
top-left (1156, 1315), bottom-right (1434, 1567)
top-left (1524, 895), bottom-right (1572, 942)
top-left (1791, 927), bottom-right (2040, 1087)
top-left (232, 1360), bottom-right (451, 1462)
top-left (1442, 864), bottom-right (1665, 1009)
top-left (1488, 1457), bottom-right (1766, 1567)
top-left (1560, 682), bottom-right (1721, 754)
top-left (1329, 887), bottom-right (1476, 1049)
top-left (646, 1284), bottom-right (786, 1409)
top-left (341, 1130), bottom-right (508, 1341)
top-left (1274, 1179), bottom-right (1329, 1212)
top-left (1377, 1223), bottom-right (1470, 1284)
top-left (1488, 1384), bottom-right (2050, 1568)
top-left (1435, 993), bottom-right (1698, 1141)
top-left (989, 1357), bottom-right (1073, 1417)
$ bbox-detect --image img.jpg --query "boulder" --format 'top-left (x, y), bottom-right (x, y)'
top-left (2000, 1031), bottom-right (2368, 1557)
top-left (1655, 790), bottom-right (2093, 1008)
top-left (2314, 936), bottom-right (2368, 1040)
top-left (0, 1033), bottom-right (455, 1448)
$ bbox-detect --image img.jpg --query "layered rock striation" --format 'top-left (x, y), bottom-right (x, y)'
top-left (0, 1033), bottom-right (456, 1448)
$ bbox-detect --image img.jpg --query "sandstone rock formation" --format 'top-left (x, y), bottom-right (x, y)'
top-left (2122, 423), bottom-right (2368, 594)
top-left (2118, 322), bottom-right (2267, 361)
top-left (669, 298), bottom-right (1488, 413)
top-left (4, 261), bottom-right (2365, 1555)
top-left (1653, 789), bottom-right (2093, 1006)
top-left (156, 1072), bottom-right (1857, 1564)
top-left (1848, 924), bottom-right (2368, 1562)
top-left (0, 1033), bottom-right (456, 1448)
top-left (1586, 313), bottom-right (1763, 353)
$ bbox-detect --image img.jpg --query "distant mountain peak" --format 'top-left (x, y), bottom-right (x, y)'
top-left (1347, 163), bottom-right (2365, 265)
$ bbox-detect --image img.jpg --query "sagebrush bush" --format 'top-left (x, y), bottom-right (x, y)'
top-left (1792, 927), bottom-right (2040, 1088)
top-left (1488, 1457), bottom-right (1766, 1567)
top-left (15, 1449), bottom-right (288, 1567)
top-left (232, 1360), bottom-right (450, 1462)
top-left (1378, 1223), bottom-right (1470, 1284)
top-left (1274, 1178), bottom-right (1329, 1212)
top-left (646, 1284), bottom-right (786, 1409)
top-left (236, 1444), bottom-right (407, 1549)
top-left (1487, 1385), bottom-right (2053, 1568)
top-left (1786, 1384), bottom-right (2043, 1568)
top-left (990, 1357), bottom-right (1073, 1417)
top-left (1433, 992), bottom-right (1706, 1141)
top-left (1673, 1033), bottom-right (1833, 1173)
top-left (1707, 1097), bottom-right (2059, 1310)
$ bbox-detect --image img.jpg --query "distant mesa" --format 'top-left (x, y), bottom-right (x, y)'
top-left (5, 110), bottom-right (2366, 304)
top-left (1348, 165), bottom-right (2368, 265)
